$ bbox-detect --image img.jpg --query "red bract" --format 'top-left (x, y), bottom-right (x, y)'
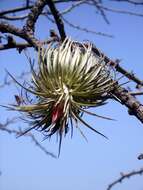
top-left (52, 103), bottom-right (64, 123)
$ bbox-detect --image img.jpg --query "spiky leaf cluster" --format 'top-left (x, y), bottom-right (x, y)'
top-left (10, 38), bottom-right (116, 155)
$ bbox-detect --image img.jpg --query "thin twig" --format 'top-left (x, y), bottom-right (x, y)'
top-left (0, 119), bottom-right (56, 158)
top-left (111, 0), bottom-right (143, 5)
top-left (60, 0), bottom-right (87, 15)
top-left (0, 71), bottom-right (30, 88)
top-left (0, 6), bottom-right (33, 16)
top-left (91, 0), bottom-right (110, 24)
top-left (0, 14), bottom-right (28, 21)
top-left (86, 1), bottom-right (143, 17)
top-left (101, 4), bottom-right (143, 17)
top-left (107, 168), bottom-right (143, 190)
top-left (63, 17), bottom-right (113, 37)
top-left (129, 91), bottom-right (143, 96)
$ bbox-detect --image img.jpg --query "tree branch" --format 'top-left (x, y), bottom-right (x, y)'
top-left (0, 6), bottom-right (33, 16)
top-left (115, 63), bottom-right (143, 86)
top-left (0, 22), bottom-right (26, 39)
top-left (0, 14), bottom-right (28, 21)
top-left (113, 86), bottom-right (143, 123)
top-left (129, 91), bottom-right (143, 96)
top-left (89, 44), bottom-right (143, 123)
top-left (46, 0), bottom-right (66, 41)
top-left (63, 17), bottom-right (113, 37)
top-left (100, 4), bottom-right (143, 17)
top-left (24, 0), bottom-right (66, 39)
top-left (0, 42), bottom-right (31, 51)
top-left (24, 0), bottom-right (47, 34)
top-left (107, 168), bottom-right (143, 190)
top-left (0, 21), bottom-right (42, 49)
top-left (111, 0), bottom-right (143, 5)
top-left (91, 44), bottom-right (143, 86)
top-left (0, 35), bottom-right (57, 51)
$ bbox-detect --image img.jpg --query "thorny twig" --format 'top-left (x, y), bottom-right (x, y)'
top-left (107, 168), bottom-right (143, 190)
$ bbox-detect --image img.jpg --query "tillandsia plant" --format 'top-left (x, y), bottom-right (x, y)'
top-left (8, 38), bottom-right (117, 156)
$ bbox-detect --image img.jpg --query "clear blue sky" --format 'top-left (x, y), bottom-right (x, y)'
top-left (0, 1), bottom-right (143, 190)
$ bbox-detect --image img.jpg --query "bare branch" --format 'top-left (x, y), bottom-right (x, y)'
top-left (0, 71), bottom-right (30, 88)
top-left (0, 21), bottom-right (26, 39)
top-left (92, 45), bottom-right (143, 123)
top-left (63, 17), bottom-right (113, 37)
top-left (54, 0), bottom-right (84, 3)
top-left (0, 119), bottom-right (56, 158)
top-left (129, 91), bottom-right (143, 96)
top-left (60, 0), bottom-right (87, 15)
top-left (45, 13), bottom-right (113, 38)
top-left (100, 4), bottom-right (143, 17)
top-left (111, 0), bottom-right (143, 5)
top-left (0, 42), bottom-right (31, 51)
top-left (86, 1), bottom-right (143, 17)
top-left (91, 44), bottom-right (143, 86)
top-left (24, 0), bottom-right (47, 34)
top-left (113, 86), bottom-right (143, 123)
top-left (115, 63), bottom-right (143, 86)
top-left (107, 168), bottom-right (143, 190)
top-left (0, 35), bottom-right (57, 51)
top-left (91, 0), bottom-right (110, 24)
top-left (0, 14), bottom-right (28, 21)
top-left (0, 21), bottom-right (42, 49)
top-left (46, 0), bottom-right (66, 41)
top-left (0, 1), bottom-right (86, 22)
top-left (0, 6), bottom-right (32, 17)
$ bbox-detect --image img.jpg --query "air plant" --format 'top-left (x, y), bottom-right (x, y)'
top-left (8, 38), bottom-right (117, 156)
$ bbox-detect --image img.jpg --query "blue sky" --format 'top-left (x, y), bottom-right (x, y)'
top-left (0, 1), bottom-right (143, 190)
